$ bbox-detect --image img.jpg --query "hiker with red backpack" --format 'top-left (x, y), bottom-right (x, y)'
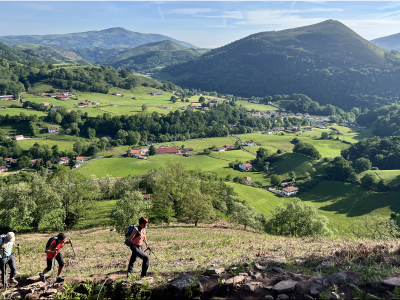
top-left (39, 233), bottom-right (70, 283)
top-left (126, 217), bottom-right (149, 278)
top-left (0, 232), bottom-right (20, 287)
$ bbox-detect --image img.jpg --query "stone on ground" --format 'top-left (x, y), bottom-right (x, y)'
top-left (265, 256), bottom-right (286, 263)
top-left (264, 296), bottom-right (274, 300)
top-left (207, 268), bottom-right (225, 275)
top-left (272, 280), bottom-right (298, 293)
top-left (277, 294), bottom-right (289, 300)
top-left (169, 273), bottom-right (196, 297)
top-left (224, 275), bottom-right (245, 286)
top-left (272, 267), bottom-right (284, 274)
top-left (382, 276), bottom-right (400, 287)
top-left (254, 263), bottom-right (267, 271)
top-left (243, 282), bottom-right (263, 292)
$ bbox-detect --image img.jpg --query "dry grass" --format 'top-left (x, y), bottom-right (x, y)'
top-left (15, 222), bottom-right (400, 280)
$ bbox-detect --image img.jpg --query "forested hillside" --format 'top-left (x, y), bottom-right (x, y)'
top-left (372, 32), bottom-right (400, 51)
top-left (161, 20), bottom-right (400, 110)
top-left (357, 104), bottom-right (400, 137)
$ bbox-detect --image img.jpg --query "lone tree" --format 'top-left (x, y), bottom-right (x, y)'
top-left (270, 174), bottom-right (283, 187)
top-left (141, 104), bottom-right (148, 112)
top-left (149, 145), bottom-right (157, 156)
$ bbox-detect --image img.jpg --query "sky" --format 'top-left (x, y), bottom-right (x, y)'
top-left (0, 1), bottom-right (400, 48)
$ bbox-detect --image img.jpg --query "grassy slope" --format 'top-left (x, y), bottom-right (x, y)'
top-left (237, 101), bottom-right (279, 111)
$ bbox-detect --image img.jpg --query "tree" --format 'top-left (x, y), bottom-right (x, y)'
top-left (55, 113), bottom-right (62, 124)
top-left (126, 131), bottom-right (141, 146)
top-left (321, 132), bottom-right (329, 139)
top-left (349, 216), bottom-right (399, 240)
top-left (116, 129), bottom-right (128, 140)
top-left (73, 141), bottom-right (82, 155)
top-left (203, 148), bottom-right (211, 155)
top-left (199, 96), bottom-right (205, 103)
top-left (17, 156), bottom-right (31, 169)
top-left (361, 173), bottom-right (379, 190)
top-left (87, 127), bottom-right (96, 140)
top-left (170, 96), bottom-right (177, 103)
top-left (112, 191), bottom-right (152, 235)
top-left (354, 157), bottom-right (372, 173)
top-left (149, 145), bottom-right (157, 156)
top-left (231, 202), bottom-right (259, 230)
top-left (141, 104), bottom-right (148, 112)
top-left (289, 171), bottom-right (296, 182)
top-left (181, 190), bottom-right (215, 226)
top-left (270, 174), bottom-right (282, 187)
top-left (266, 198), bottom-right (332, 237)
top-left (234, 141), bottom-right (240, 150)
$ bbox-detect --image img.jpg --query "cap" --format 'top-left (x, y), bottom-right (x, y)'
top-left (6, 232), bottom-right (15, 243)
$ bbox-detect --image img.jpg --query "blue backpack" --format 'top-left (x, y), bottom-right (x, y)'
top-left (46, 236), bottom-right (57, 250)
top-left (125, 225), bottom-right (140, 246)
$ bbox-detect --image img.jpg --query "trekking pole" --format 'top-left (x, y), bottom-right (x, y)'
top-left (17, 244), bottom-right (21, 284)
top-left (133, 228), bottom-right (164, 268)
top-left (52, 249), bottom-right (57, 287)
top-left (69, 239), bottom-right (82, 273)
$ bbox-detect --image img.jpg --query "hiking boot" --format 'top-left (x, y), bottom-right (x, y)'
top-left (56, 276), bottom-right (65, 283)
top-left (9, 278), bottom-right (18, 285)
top-left (39, 273), bottom-right (46, 282)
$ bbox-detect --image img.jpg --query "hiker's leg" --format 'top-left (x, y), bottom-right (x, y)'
top-left (56, 253), bottom-right (64, 276)
top-left (135, 248), bottom-right (149, 277)
top-left (43, 258), bottom-right (53, 275)
top-left (0, 258), bottom-right (6, 286)
top-left (7, 256), bottom-right (16, 280)
top-left (127, 246), bottom-right (139, 274)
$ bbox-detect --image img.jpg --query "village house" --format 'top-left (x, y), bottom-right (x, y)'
top-left (0, 166), bottom-right (8, 172)
top-left (0, 95), bottom-right (14, 100)
top-left (296, 113), bottom-right (303, 116)
top-left (55, 95), bottom-right (68, 100)
top-left (289, 113), bottom-right (295, 117)
top-left (263, 130), bottom-right (273, 134)
top-left (304, 113), bottom-right (310, 118)
top-left (287, 125), bottom-right (298, 131)
top-left (76, 156), bottom-right (85, 163)
top-left (273, 127), bottom-right (285, 131)
top-left (317, 125), bottom-right (325, 129)
top-left (15, 135), bottom-right (24, 141)
top-left (156, 147), bottom-right (179, 155)
top-left (281, 181), bottom-right (293, 187)
top-left (55, 157), bottom-right (69, 164)
top-left (251, 100), bottom-right (259, 103)
top-left (225, 144), bottom-right (235, 150)
top-left (226, 94), bottom-right (234, 98)
top-left (181, 148), bottom-right (193, 153)
top-left (41, 102), bottom-right (50, 107)
top-left (281, 112), bottom-right (288, 116)
top-left (73, 163), bottom-right (80, 169)
top-left (77, 104), bottom-right (85, 108)
top-left (202, 107), bottom-right (209, 111)
top-left (243, 177), bottom-right (251, 183)
top-left (31, 159), bottom-right (42, 166)
top-left (210, 99), bottom-right (218, 103)
top-left (245, 141), bottom-right (254, 146)
top-left (143, 194), bottom-right (151, 200)
top-left (209, 103), bottom-right (217, 107)
top-left (145, 141), bottom-right (153, 146)
top-left (227, 124), bottom-right (235, 128)
top-left (51, 106), bottom-right (61, 111)
top-left (4, 158), bottom-right (17, 165)
top-left (48, 126), bottom-right (57, 133)
top-left (281, 186), bottom-right (299, 197)
top-left (161, 106), bottom-right (172, 109)
top-left (135, 154), bottom-right (147, 159)
top-left (217, 147), bottom-right (225, 152)
top-left (130, 150), bottom-right (141, 157)
top-left (281, 109), bottom-right (286, 112)
top-left (150, 92), bottom-right (162, 96)
top-left (80, 101), bottom-right (91, 106)
top-left (112, 92), bottom-right (122, 96)
top-left (239, 163), bottom-right (253, 171)
top-left (91, 101), bottom-right (100, 105)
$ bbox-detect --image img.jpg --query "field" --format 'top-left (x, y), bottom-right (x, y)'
top-left (360, 169), bottom-right (400, 188)
top-left (236, 101), bottom-right (278, 111)
top-left (17, 139), bottom-right (76, 152)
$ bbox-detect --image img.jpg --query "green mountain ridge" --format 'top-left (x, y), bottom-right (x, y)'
top-left (0, 27), bottom-right (198, 50)
top-left (101, 40), bottom-right (208, 71)
top-left (372, 32), bottom-right (400, 51)
top-left (160, 19), bottom-right (400, 110)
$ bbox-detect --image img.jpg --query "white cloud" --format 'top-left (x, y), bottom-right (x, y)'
top-left (19, 3), bottom-right (56, 12)
top-left (171, 8), bottom-right (217, 15)
top-left (158, 6), bottom-right (165, 21)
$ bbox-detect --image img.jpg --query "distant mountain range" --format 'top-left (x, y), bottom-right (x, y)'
top-left (0, 27), bottom-right (198, 50)
top-left (372, 33), bottom-right (400, 52)
top-left (100, 40), bottom-right (208, 71)
top-left (160, 20), bottom-right (400, 110)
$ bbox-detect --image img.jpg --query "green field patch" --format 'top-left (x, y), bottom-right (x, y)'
top-left (18, 139), bottom-right (75, 152)
top-left (75, 200), bottom-right (117, 229)
top-left (361, 170), bottom-right (400, 188)
top-left (209, 150), bottom-right (254, 162)
top-left (272, 152), bottom-right (324, 178)
top-left (0, 122), bottom-right (32, 136)
top-left (237, 101), bottom-right (278, 111)
top-left (0, 108), bottom-right (46, 117)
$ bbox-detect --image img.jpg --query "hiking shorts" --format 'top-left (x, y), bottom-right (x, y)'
top-left (46, 253), bottom-right (64, 271)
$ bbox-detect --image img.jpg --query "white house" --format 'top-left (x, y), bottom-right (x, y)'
top-left (0, 166), bottom-right (8, 172)
top-left (113, 92), bottom-right (122, 96)
top-left (15, 135), bottom-right (24, 141)
top-left (55, 157), bottom-right (69, 164)
top-left (150, 92), bottom-right (162, 96)
top-left (217, 147), bottom-right (225, 152)
top-left (245, 141), bottom-right (254, 146)
top-left (239, 163), bottom-right (253, 171)
top-left (263, 130), bottom-right (273, 134)
top-left (145, 141), bottom-right (153, 146)
top-left (48, 126), bottom-right (56, 133)
top-left (161, 106), bottom-right (172, 109)
top-left (281, 186), bottom-right (299, 196)
top-left (50, 106), bottom-right (61, 111)
top-left (76, 156), bottom-right (85, 163)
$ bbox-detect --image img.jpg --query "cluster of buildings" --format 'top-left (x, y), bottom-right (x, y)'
top-left (129, 144), bottom-right (194, 159)
top-left (112, 92), bottom-right (123, 97)
top-left (249, 109), bottom-right (333, 125)
top-left (77, 101), bottom-right (100, 108)
top-left (216, 144), bottom-right (235, 152)
top-left (0, 95), bottom-right (14, 101)
top-left (340, 123), bottom-right (367, 129)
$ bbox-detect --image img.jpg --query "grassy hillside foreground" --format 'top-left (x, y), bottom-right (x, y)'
top-left (16, 223), bottom-right (400, 279)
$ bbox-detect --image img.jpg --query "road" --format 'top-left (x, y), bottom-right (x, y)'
top-left (231, 135), bottom-right (256, 156)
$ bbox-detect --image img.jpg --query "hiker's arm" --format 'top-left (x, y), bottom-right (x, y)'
top-left (126, 227), bottom-right (138, 242)
top-left (45, 243), bottom-right (57, 254)
top-left (13, 243), bottom-right (20, 250)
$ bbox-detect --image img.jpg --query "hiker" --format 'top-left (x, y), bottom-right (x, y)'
top-left (0, 232), bottom-right (20, 286)
top-left (39, 233), bottom-right (70, 283)
top-left (126, 217), bottom-right (149, 278)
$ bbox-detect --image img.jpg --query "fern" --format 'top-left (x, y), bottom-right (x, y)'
top-left (388, 286), bottom-right (400, 300)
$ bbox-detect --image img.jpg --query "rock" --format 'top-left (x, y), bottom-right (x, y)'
top-left (309, 274), bottom-right (325, 285)
top-left (224, 275), bottom-right (245, 286)
top-left (277, 294), bottom-right (289, 300)
top-left (290, 273), bottom-right (302, 281)
top-left (264, 296), bottom-right (274, 300)
top-left (10, 292), bottom-right (21, 299)
top-left (382, 276), bottom-right (400, 287)
top-left (238, 273), bottom-right (249, 277)
top-left (272, 280), bottom-right (298, 293)
top-left (169, 273), bottom-right (196, 298)
top-left (254, 263), bottom-right (266, 271)
top-left (265, 256), bottom-right (286, 263)
top-left (210, 274), bottom-right (221, 279)
top-left (323, 278), bottom-right (330, 287)
top-left (207, 268), bottom-right (225, 275)
top-left (314, 260), bottom-right (334, 271)
top-left (243, 282), bottom-right (263, 292)
top-left (26, 275), bottom-right (42, 284)
top-left (330, 272), bottom-right (347, 285)
top-left (264, 286), bottom-right (273, 290)
top-left (252, 272), bottom-right (262, 280)
top-left (309, 274), bottom-right (326, 296)
top-left (272, 267), bottom-right (284, 274)
top-left (247, 270), bottom-right (254, 276)
top-left (244, 262), bottom-right (249, 267)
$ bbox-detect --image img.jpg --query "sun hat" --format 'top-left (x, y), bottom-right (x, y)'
top-left (6, 232), bottom-right (15, 243)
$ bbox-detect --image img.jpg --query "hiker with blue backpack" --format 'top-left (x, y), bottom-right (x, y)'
top-left (0, 232), bottom-right (20, 287)
top-left (39, 233), bottom-right (70, 283)
top-left (126, 217), bottom-right (149, 278)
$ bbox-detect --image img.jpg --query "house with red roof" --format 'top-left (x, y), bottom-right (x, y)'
top-left (239, 163), bottom-right (253, 171)
top-left (156, 147), bottom-right (179, 155)
top-left (281, 186), bottom-right (299, 196)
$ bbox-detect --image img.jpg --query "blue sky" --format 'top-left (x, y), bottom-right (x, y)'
top-left (1, 1), bottom-right (400, 48)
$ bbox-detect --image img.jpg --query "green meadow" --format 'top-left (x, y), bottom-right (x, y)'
top-left (236, 101), bottom-right (279, 111)
top-left (360, 169), bottom-right (400, 188)
top-left (17, 139), bottom-right (76, 152)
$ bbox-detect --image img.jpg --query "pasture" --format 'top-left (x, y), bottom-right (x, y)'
top-left (236, 101), bottom-right (278, 111)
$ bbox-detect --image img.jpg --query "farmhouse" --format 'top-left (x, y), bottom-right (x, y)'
top-left (161, 106), bottom-right (172, 109)
top-left (0, 95), bottom-right (14, 100)
top-left (0, 166), bottom-right (8, 172)
top-left (91, 101), bottom-right (100, 105)
top-left (41, 102), bottom-right (50, 107)
top-left (202, 107), bottom-right (209, 111)
top-left (281, 186), bottom-right (299, 197)
top-left (145, 141), bottom-right (153, 146)
top-left (263, 130), bottom-right (273, 134)
top-left (243, 177), bottom-right (251, 182)
top-left (112, 92), bottom-right (122, 96)
top-left (150, 92), bottom-right (162, 96)
top-left (226, 94), bottom-right (234, 97)
top-left (51, 106), bottom-right (61, 111)
top-left (273, 127), bottom-right (285, 131)
top-left (296, 113), bottom-right (303, 116)
top-left (210, 99), bottom-right (218, 103)
top-left (55, 157), bottom-right (69, 164)
top-left (287, 125), bottom-right (298, 130)
top-left (217, 147), bottom-right (225, 152)
top-left (31, 159), bottom-right (42, 166)
top-left (73, 163), bottom-right (80, 169)
top-left (135, 155), bottom-right (147, 160)
top-left (130, 150), bottom-right (141, 157)
top-left (224, 144), bottom-right (235, 150)
top-left (143, 194), bottom-right (151, 200)
top-left (48, 126), bottom-right (57, 133)
top-left (251, 100), bottom-right (259, 103)
top-left (281, 181), bottom-right (293, 187)
top-left (239, 163), bottom-right (253, 171)
top-left (156, 147), bottom-right (179, 155)
top-left (55, 95), bottom-right (67, 100)
top-left (15, 135), bottom-right (24, 141)
top-left (245, 141), bottom-right (254, 146)
top-left (4, 158), bottom-right (17, 165)
top-left (76, 156), bottom-right (84, 162)
top-left (304, 113), bottom-right (310, 118)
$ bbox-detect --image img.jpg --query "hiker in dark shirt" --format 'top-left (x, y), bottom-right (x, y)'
top-left (126, 217), bottom-right (149, 278)
top-left (0, 232), bottom-right (20, 286)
